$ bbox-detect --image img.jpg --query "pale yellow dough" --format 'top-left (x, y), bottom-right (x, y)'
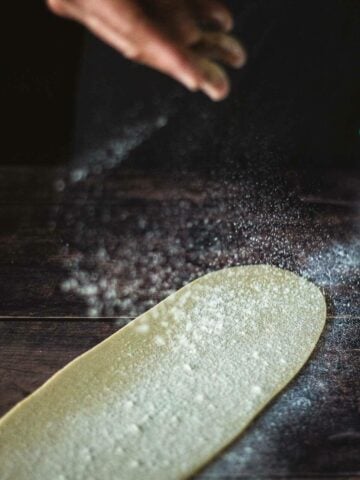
top-left (0, 265), bottom-right (326, 480)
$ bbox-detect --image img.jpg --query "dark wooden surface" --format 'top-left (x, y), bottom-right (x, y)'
top-left (0, 164), bottom-right (358, 318)
top-left (0, 161), bottom-right (359, 479)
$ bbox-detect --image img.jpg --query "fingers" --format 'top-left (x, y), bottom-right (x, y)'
top-left (81, 10), bottom-right (200, 91)
top-left (134, 27), bottom-right (202, 91)
top-left (137, 1), bottom-right (241, 100)
top-left (79, 2), bottom-right (230, 99)
top-left (127, 22), bottom-right (231, 101)
top-left (47, 0), bottom-right (243, 101)
top-left (142, 35), bottom-right (231, 101)
top-left (123, 23), bottom-right (230, 101)
top-left (190, 0), bottom-right (234, 32)
top-left (193, 32), bottom-right (247, 69)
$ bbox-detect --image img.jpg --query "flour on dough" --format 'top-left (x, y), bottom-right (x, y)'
top-left (0, 265), bottom-right (326, 480)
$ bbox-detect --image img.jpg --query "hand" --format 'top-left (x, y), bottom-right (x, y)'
top-left (47, 0), bottom-right (247, 100)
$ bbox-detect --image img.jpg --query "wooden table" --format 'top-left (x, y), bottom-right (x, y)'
top-left (0, 158), bottom-right (359, 479)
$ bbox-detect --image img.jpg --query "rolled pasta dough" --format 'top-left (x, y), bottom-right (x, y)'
top-left (0, 265), bottom-right (326, 480)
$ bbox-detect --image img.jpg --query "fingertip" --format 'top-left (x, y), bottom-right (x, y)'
top-left (204, 1), bottom-right (234, 32)
top-left (197, 59), bottom-right (230, 101)
top-left (213, 10), bottom-right (234, 32)
top-left (181, 75), bottom-right (200, 92)
top-left (214, 33), bottom-right (248, 68)
top-left (233, 48), bottom-right (247, 68)
top-left (202, 81), bottom-right (230, 101)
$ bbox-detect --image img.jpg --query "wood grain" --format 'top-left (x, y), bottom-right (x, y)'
top-left (0, 149), bottom-right (359, 479)
top-left (0, 164), bottom-right (358, 318)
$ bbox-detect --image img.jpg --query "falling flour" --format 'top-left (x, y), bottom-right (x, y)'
top-left (55, 155), bottom-right (359, 319)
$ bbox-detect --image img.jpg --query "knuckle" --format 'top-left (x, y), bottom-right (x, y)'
top-left (85, 14), bottom-right (102, 31)
top-left (123, 45), bottom-right (142, 62)
top-left (182, 26), bottom-right (202, 46)
top-left (172, 49), bottom-right (191, 70)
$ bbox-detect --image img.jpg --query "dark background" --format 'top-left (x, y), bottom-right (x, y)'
top-left (2, 0), bottom-right (359, 166)
top-left (3, 2), bottom-right (82, 164)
